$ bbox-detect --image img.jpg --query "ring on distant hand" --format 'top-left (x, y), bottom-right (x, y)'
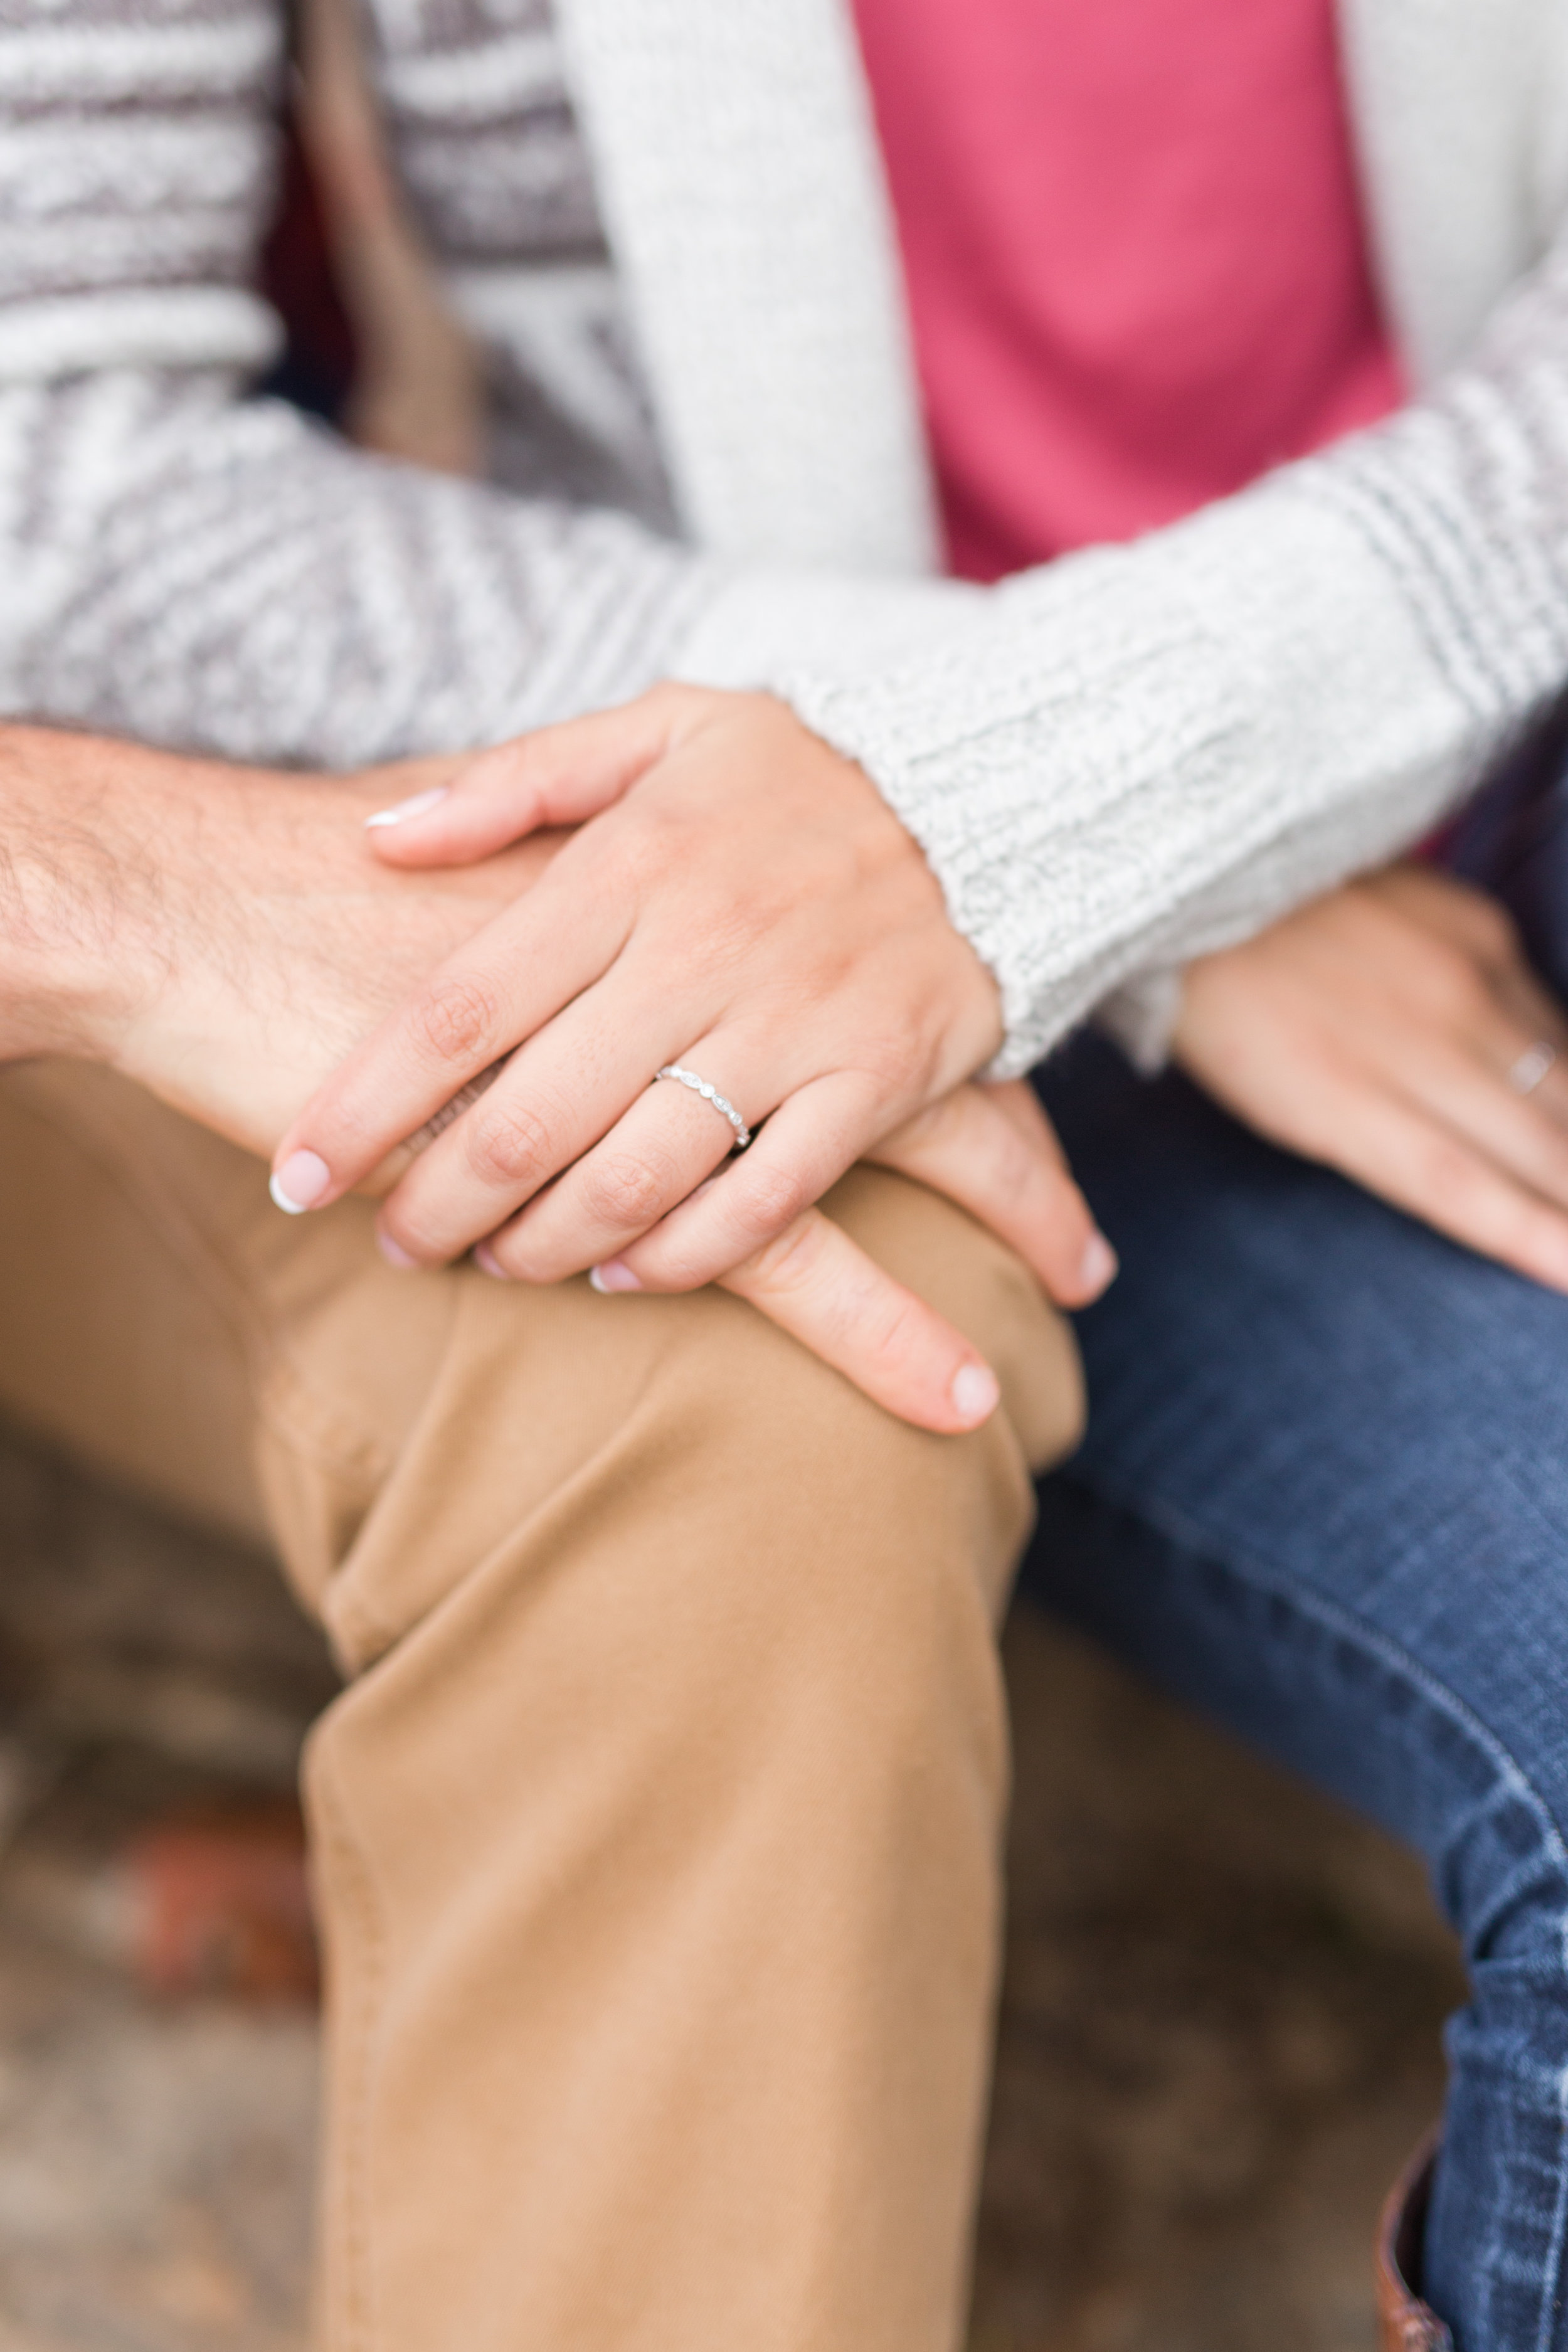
top-left (655, 1064), bottom-right (751, 1150)
top-left (1509, 1041), bottom-right (1558, 1096)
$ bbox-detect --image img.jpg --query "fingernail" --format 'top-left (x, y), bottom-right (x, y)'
top-left (474, 1242), bottom-right (510, 1280)
top-left (364, 785), bottom-right (450, 830)
top-left (1079, 1233), bottom-right (1119, 1296)
top-left (376, 1231), bottom-right (420, 1270)
top-left (270, 1149), bottom-right (332, 1214)
top-left (951, 1362), bottom-right (1000, 1425)
top-left (590, 1259), bottom-right (642, 1295)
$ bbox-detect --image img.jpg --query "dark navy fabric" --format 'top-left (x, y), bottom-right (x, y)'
top-left (1445, 703), bottom-right (1568, 1009)
top-left (1028, 1036), bottom-right (1568, 2352)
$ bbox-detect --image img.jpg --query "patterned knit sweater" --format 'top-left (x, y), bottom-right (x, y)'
top-left (5, 0), bottom-right (1568, 1071)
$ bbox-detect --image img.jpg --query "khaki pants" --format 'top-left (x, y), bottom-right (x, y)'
top-left (0, 1059), bottom-right (1083, 2352)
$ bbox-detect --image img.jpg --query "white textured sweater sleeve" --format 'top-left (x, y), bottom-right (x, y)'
top-left (0, 0), bottom-right (720, 768)
top-left (2, 371), bottom-right (720, 768)
top-left (759, 235), bottom-right (1568, 1076)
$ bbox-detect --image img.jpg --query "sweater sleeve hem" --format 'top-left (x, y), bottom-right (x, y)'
top-left (779, 482), bottom-right (1486, 1076)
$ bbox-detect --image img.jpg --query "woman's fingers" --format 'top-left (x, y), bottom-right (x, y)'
top-left (270, 849), bottom-right (637, 1216)
top-left (1173, 864), bottom-right (1568, 1295)
top-left (598, 1072), bottom-right (886, 1293)
top-left (368, 978), bottom-right (750, 1267)
top-left (363, 687), bottom-right (696, 869)
top-left (867, 1081), bottom-right (1118, 1306)
top-left (714, 1207), bottom-right (1002, 1434)
top-left (447, 1050), bottom-right (747, 1278)
top-left (1486, 964), bottom-right (1568, 1119)
top-left (1309, 1053), bottom-right (1568, 1290)
top-left (1382, 1026), bottom-right (1568, 1209)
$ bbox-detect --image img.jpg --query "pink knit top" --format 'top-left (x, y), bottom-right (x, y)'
top-left (850, 0), bottom-right (1404, 580)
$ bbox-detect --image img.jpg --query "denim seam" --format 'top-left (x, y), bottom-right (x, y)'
top-left (1066, 1462), bottom-right (1568, 2351)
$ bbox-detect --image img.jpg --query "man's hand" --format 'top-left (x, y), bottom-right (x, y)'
top-left (0, 723), bottom-right (1113, 1434)
top-left (0, 723), bottom-right (554, 1149)
top-left (1176, 864), bottom-right (1568, 1290)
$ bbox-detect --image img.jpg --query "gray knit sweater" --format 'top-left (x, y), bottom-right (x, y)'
top-left (5, 0), bottom-right (1568, 1073)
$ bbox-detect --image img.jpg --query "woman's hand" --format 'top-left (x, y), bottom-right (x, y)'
top-left (1175, 864), bottom-right (1568, 1290)
top-left (270, 682), bottom-right (1007, 1289)
top-left (636, 1076), bottom-right (1115, 1433)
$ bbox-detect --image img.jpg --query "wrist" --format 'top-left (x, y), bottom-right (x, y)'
top-left (0, 726), bottom-right (146, 1062)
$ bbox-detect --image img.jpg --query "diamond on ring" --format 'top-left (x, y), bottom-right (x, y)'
top-left (1509, 1041), bottom-right (1558, 1096)
top-left (655, 1064), bottom-right (751, 1149)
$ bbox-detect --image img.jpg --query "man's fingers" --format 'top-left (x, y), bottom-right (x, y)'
top-left (868, 1082), bottom-right (1117, 1306)
top-left (363, 689), bottom-right (695, 869)
top-left (712, 1207), bottom-right (1002, 1434)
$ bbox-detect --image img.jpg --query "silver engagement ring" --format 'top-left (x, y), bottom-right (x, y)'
top-left (1508, 1041), bottom-right (1558, 1096)
top-left (655, 1064), bottom-right (752, 1150)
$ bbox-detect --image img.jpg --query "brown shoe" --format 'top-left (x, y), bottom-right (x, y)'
top-left (1377, 2132), bottom-right (1454, 2352)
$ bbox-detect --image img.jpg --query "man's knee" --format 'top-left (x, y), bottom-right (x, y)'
top-left (302, 1170), bottom-right (1079, 1714)
top-left (305, 1248), bottom-right (1036, 1976)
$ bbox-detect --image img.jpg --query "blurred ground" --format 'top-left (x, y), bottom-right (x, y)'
top-left (0, 1421), bottom-right (1462, 2352)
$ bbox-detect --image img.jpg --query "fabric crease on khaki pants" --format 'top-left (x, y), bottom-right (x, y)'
top-left (0, 1058), bottom-right (1084, 2352)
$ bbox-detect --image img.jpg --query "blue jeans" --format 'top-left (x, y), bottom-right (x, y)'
top-left (1028, 1038), bottom-right (1568, 2352)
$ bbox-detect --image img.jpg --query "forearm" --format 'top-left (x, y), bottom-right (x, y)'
top-left (0, 724), bottom-right (152, 1063)
top-left (4, 374), bottom-right (726, 771)
top-left (0, 723), bottom-right (550, 1159)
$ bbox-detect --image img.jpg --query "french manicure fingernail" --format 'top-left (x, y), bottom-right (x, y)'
top-left (1079, 1233), bottom-right (1119, 1296)
top-left (951, 1362), bottom-right (1000, 1425)
top-left (474, 1243), bottom-right (510, 1280)
top-left (270, 1149), bottom-right (332, 1214)
top-left (365, 785), bottom-right (450, 830)
top-left (590, 1259), bottom-right (642, 1295)
top-left (376, 1231), bottom-right (420, 1270)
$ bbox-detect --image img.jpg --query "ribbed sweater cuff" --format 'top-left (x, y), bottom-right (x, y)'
top-left (780, 482), bottom-right (1478, 1076)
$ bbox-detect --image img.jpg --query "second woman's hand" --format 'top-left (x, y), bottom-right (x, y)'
top-left (1175, 864), bottom-right (1568, 1290)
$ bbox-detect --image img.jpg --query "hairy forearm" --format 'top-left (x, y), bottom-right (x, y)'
top-left (0, 724), bottom-right (156, 1060)
top-left (0, 721), bottom-right (558, 1158)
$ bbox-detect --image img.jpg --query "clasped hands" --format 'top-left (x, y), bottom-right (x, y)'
top-left (271, 684), bottom-right (1118, 1433)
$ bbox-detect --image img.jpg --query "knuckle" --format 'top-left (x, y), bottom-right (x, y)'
top-left (859, 1288), bottom-right (924, 1368)
top-left (734, 1161), bottom-right (812, 1241)
top-left (630, 1241), bottom-right (706, 1291)
top-left (675, 899), bottom-right (757, 980)
top-left (465, 1095), bottom-right (556, 1187)
top-left (746, 1209), bottom-right (830, 1292)
top-left (580, 1150), bottom-right (670, 1231)
top-left (1416, 937), bottom-right (1494, 1024)
top-left (982, 1123), bottom-right (1039, 1208)
top-left (378, 1200), bottom-right (446, 1264)
top-left (415, 973), bottom-right (503, 1067)
top-left (608, 800), bottom-right (679, 884)
top-left (494, 1226), bottom-right (561, 1285)
top-left (856, 1018), bottom-right (928, 1099)
top-left (1409, 958), bottom-right (1469, 1030)
top-left (894, 1091), bottom-right (969, 1157)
